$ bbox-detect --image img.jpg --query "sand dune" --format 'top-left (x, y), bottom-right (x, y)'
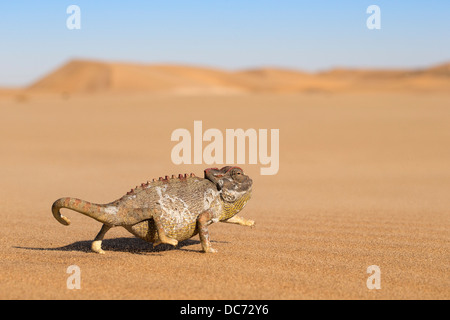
top-left (22, 59), bottom-right (450, 95)
top-left (423, 63), bottom-right (450, 76)
top-left (28, 60), bottom-right (244, 94)
top-left (29, 60), bottom-right (111, 94)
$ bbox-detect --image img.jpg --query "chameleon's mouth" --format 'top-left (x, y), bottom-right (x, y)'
top-left (242, 178), bottom-right (253, 193)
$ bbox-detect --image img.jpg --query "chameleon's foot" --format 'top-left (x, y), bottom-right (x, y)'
top-left (203, 247), bottom-right (218, 253)
top-left (91, 240), bottom-right (105, 254)
top-left (166, 238), bottom-right (178, 247)
top-left (245, 219), bottom-right (255, 227)
top-left (223, 216), bottom-right (255, 228)
top-left (152, 240), bottom-right (161, 247)
top-left (153, 237), bottom-right (178, 247)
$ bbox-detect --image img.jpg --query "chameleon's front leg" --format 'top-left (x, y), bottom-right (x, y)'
top-left (222, 215), bottom-right (255, 227)
top-left (197, 211), bottom-right (218, 253)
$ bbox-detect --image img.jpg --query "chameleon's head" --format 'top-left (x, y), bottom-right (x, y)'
top-left (204, 166), bottom-right (253, 203)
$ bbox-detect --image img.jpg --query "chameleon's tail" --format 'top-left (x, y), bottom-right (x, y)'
top-left (52, 197), bottom-right (118, 226)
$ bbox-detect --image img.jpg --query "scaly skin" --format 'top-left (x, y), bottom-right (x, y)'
top-left (52, 166), bottom-right (254, 254)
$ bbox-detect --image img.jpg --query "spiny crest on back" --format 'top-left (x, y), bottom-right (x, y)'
top-left (124, 172), bottom-right (197, 196)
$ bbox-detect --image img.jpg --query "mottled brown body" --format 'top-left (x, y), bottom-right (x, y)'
top-left (52, 167), bottom-right (254, 253)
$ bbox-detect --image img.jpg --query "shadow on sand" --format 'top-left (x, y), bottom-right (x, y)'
top-left (13, 237), bottom-right (226, 255)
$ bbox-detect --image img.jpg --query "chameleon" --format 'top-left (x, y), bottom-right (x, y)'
top-left (51, 166), bottom-right (254, 254)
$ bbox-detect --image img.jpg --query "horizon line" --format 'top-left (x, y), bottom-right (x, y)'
top-left (2, 57), bottom-right (450, 90)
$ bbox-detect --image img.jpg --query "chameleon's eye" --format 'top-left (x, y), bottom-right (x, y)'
top-left (232, 169), bottom-right (244, 181)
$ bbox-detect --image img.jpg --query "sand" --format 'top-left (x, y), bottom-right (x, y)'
top-left (0, 89), bottom-right (449, 300)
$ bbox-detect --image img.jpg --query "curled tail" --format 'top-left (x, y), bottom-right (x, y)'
top-left (52, 197), bottom-right (119, 226)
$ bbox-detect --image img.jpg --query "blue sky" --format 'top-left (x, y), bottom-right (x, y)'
top-left (1, 1), bottom-right (449, 86)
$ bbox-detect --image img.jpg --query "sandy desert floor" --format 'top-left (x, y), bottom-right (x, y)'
top-left (0, 92), bottom-right (449, 299)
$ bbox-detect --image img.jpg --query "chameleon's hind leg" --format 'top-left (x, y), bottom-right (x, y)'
top-left (91, 224), bottom-right (111, 254)
top-left (152, 209), bottom-right (178, 247)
